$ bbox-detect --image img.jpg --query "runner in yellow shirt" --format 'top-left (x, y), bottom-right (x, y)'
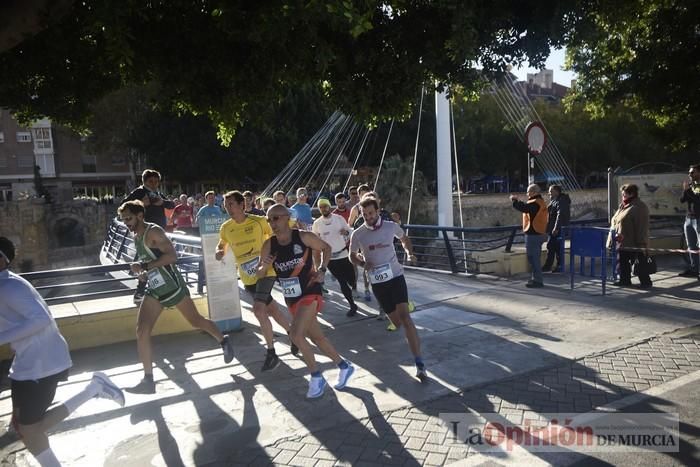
top-left (216, 191), bottom-right (297, 371)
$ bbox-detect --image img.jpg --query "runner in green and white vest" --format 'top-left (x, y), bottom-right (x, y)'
top-left (118, 200), bottom-right (235, 394)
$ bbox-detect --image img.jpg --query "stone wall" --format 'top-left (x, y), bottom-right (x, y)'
top-left (452, 188), bottom-right (607, 228)
top-left (0, 199), bottom-right (117, 272)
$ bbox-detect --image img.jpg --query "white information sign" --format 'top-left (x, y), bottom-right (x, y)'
top-left (616, 172), bottom-right (685, 217)
top-left (198, 214), bottom-right (242, 332)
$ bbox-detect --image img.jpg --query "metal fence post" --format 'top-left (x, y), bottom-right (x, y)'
top-left (197, 260), bottom-right (205, 294)
top-left (505, 227), bottom-right (517, 253)
top-left (441, 229), bottom-right (459, 273)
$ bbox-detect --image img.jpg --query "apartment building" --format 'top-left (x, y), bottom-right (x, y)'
top-left (0, 109), bottom-right (133, 202)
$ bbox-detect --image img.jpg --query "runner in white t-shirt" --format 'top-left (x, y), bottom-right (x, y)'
top-left (312, 198), bottom-right (358, 316)
top-left (0, 237), bottom-right (125, 467)
top-left (349, 198), bottom-right (427, 382)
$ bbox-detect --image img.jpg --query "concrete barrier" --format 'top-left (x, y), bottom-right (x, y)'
top-left (0, 293), bottom-right (211, 360)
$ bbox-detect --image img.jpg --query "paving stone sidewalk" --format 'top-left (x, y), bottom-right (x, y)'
top-left (218, 332), bottom-right (700, 467)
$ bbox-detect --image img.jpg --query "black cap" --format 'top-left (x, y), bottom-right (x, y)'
top-left (0, 237), bottom-right (15, 263)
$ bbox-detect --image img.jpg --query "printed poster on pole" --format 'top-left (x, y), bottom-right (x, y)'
top-left (198, 214), bottom-right (242, 332)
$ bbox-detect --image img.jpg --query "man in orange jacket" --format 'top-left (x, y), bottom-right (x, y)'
top-left (510, 184), bottom-right (549, 288)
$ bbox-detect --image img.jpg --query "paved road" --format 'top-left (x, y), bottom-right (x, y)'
top-left (1, 259), bottom-right (699, 466)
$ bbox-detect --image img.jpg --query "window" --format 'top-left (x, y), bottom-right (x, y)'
top-left (82, 154), bottom-right (97, 173)
top-left (17, 155), bottom-right (34, 167)
top-left (0, 131), bottom-right (4, 143)
top-left (33, 128), bottom-right (52, 149)
top-left (16, 132), bottom-right (31, 143)
top-left (111, 155), bottom-right (126, 166)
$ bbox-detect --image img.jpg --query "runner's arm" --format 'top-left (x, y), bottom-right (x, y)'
top-left (399, 235), bottom-right (417, 264)
top-left (215, 238), bottom-right (227, 261)
top-left (300, 231), bottom-right (331, 270)
top-left (348, 233), bottom-right (373, 269)
top-left (256, 239), bottom-right (274, 278)
top-left (300, 231), bottom-right (330, 284)
top-left (396, 224), bottom-right (417, 263)
top-left (348, 205), bottom-right (360, 227)
top-left (0, 285), bottom-right (52, 345)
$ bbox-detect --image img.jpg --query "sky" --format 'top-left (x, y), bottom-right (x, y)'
top-left (510, 48), bottom-right (577, 87)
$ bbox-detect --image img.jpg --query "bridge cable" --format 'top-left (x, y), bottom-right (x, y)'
top-left (406, 86), bottom-right (425, 235)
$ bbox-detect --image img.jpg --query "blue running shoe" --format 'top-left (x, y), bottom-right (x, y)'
top-left (307, 375), bottom-right (327, 399)
top-left (334, 362), bottom-right (355, 390)
top-left (92, 372), bottom-right (126, 406)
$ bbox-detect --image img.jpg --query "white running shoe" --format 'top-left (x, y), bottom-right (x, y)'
top-left (334, 362), bottom-right (355, 390)
top-left (92, 372), bottom-right (126, 406)
top-left (307, 375), bottom-right (327, 399)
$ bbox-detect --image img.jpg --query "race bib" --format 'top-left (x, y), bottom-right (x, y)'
top-left (147, 269), bottom-right (166, 289)
top-left (279, 277), bottom-right (302, 298)
top-left (241, 257), bottom-right (259, 278)
top-left (370, 263), bottom-right (394, 284)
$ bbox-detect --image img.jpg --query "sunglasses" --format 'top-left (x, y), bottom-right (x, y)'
top-left (267, 215), bottom-right (289, 223)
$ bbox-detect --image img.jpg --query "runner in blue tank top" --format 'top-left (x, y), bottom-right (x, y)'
top-left (257, 204), bottom-right (355, 398)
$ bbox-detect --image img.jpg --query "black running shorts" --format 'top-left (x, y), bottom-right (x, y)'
top-left (244, 276), bottom-right (275, 305)
top-left (11, 369), bottom-right (70, 425)
top-left (371, 275), bottom-right (408, 314)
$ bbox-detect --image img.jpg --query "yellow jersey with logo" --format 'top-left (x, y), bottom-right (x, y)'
top-left (219, 215), bottom-right (275, 285)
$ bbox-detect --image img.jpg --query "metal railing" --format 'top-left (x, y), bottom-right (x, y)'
top-left (23, 215), bottom-right (684, 304)
top-left (20, 219), bottom-right (206, 304)
top-left (399, 216), bottom-right (681, 275)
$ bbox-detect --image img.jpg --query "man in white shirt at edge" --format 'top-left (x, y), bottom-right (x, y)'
top-left (0, 237), bottom-right (125, 467)
top-left (348, 198), bottom-right (427, 382)
top-left (312, 198), bottom-right (359, 317)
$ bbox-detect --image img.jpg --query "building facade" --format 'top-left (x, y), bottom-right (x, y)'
top-left (0, 109), bottom-right (134, 202)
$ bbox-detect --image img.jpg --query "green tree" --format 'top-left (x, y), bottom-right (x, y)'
top-left (88, 84), bottom-right (330, 188)
top-left (375, 155), bottom-right (432, 224)
top-left (564, 0), bottom-right (700, 151)
top-left (87, 83), bottom-right (159, 180)
top-left (0, 1), bottom-right (571, 142)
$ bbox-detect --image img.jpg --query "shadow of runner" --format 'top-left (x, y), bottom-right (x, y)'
top-left (157, 357), bottom-right (264, 467)
top-left (220, 353), bottom-right (423, 466)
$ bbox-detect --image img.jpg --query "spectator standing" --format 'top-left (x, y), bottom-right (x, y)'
top-left (273, 190), bottom-right (288, 207)
top-left (510, 184), bottom-right (549, 288)
top-left (348, 184), bottom-right (371, 227)
top-left (609, 184), bottom-right (652, 289)
top-left (122, 169), bottom-right (175, 229)
top-left (679, 164), bottom-right (700, 277)
top-left (243, 191), bottom-right (265, 216)
top-left (347, 186), bottom-right (360, 212)
top-left (542, 185), bottom-right (571, 272)
top-left (172, 194), bottom-right (196, 235)
top-left (290, 187), bottom-right (314, 230)
top-left (262, 198), bottom-right (275, 212)
top-left (333, 192), bottom-right (351, 222)
top-left (196, 191), bottom-right (227, 223)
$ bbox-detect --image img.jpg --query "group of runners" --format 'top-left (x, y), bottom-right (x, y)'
top-left (117, 185), bottom-right (427, 400)
top-left (0, 181), bottom-right (425, 466)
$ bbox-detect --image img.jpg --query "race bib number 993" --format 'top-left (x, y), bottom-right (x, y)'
top-left (370, 263), bottom-right (394, 284)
